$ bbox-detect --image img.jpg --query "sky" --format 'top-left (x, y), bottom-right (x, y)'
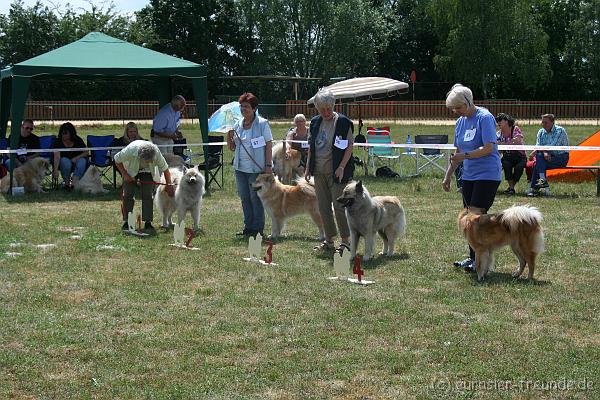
top-left (0, 0), bottom-right (150, 16)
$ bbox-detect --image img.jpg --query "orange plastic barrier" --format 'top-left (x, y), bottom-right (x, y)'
top-left (547, 130), bottom-right (600, 183)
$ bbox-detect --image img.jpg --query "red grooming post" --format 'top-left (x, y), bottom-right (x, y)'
top-left (353, 256), bottom-right (363, 282)
top-left (263, 240), bottom-right (273, 264)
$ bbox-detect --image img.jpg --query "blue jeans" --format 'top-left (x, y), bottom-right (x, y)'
top-left (532, 152), bottom-right (569, 182)
top-left (235, 170), bottom-right (264, 232)
top-left (59, 157), bottom-right (87, 184)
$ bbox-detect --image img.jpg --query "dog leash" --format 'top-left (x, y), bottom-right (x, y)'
top-left (137, 180), bottom-right (177, 186)
top-left (233, 127), bottom-right (267, 172)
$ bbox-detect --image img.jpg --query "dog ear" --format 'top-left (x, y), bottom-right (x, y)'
top-left (356, 180), bottom-right (363, 194)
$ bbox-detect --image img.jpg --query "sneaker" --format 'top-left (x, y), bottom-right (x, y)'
top-left (121, 222), bottom-right (129, 231)
top-left (527, 190), bottom-right (538, 197)
top-left (453, 258), bottom-right (473, 269)
top-left (534, 179), bottom-right (549, 189)
top-left (503, 188), bottom-right (516, 195)
top-left (143, 222), bottom-right (157, 235)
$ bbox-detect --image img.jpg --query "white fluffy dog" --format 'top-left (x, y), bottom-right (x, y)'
top-left (74, 165), bottom-right (108, 194)
top-left (155, 166), bottom-right (205, 231)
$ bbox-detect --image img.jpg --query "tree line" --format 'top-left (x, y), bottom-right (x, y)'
top-left (1, 0), bottom-right (598, 102)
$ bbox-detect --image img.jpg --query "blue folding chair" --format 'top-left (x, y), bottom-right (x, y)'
top-left (87, 135), bottom-right (116, 188)
top-left (366, 127), bottom-right (402, 176)
top-left (0, 137), bottom-right (7, 168)
top-left (39, 135), bottom-right (57, 188)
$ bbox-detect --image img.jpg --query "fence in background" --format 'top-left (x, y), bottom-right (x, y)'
top-left (22, 100), bottom-right (600, 124)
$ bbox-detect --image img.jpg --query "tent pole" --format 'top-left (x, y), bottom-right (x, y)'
top-left (8, 77), bottom-right (31, 195)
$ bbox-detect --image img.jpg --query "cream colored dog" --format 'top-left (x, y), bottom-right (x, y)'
top-left (74, 165), bottom-right (108, 194)
top-left (0, 157), bottom-right (50, 193)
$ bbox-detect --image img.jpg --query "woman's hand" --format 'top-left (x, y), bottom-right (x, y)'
top-left (442, 176), bottom-right (452, 192)
top-left (335, 166), bottom-right (344, 181)
top-left (451, 153), bottom-right (466, 163)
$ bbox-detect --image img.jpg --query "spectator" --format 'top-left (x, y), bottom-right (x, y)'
top-left (5, 119), bottom-right (40, 168)
top-left (151, 95), bottom-right (186, 154)
top-left (114, 140), bottom-right (173, 235)
top-left (285, 113), bottom-right (309, 167)
top-left (52, 122), bottom-right (88, 191)
top-left (305, 88), bottom-right (354, 253)
top-left (442, 84), bottom-right (502, 272)
top-left (114, 122), bottom-right (144, 147)
top-left (226, 92), bottom-right (273, 238)
top-left (496, 113), bottom-right (526, 195)
top-left (527, 114), bottom-right (569, 197)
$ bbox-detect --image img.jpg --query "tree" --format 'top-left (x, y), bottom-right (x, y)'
top-left (428, 0), bottom-right (550, 99)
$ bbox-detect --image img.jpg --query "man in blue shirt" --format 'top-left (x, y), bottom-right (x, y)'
top-left (152, 95), bottom-right (186, 154)
top-left (527, 114), bottom-right (569, 196)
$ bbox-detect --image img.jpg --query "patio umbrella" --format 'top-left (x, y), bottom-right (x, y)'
top-left (207, 101), bottom-right (243, 133)
top-left (307, 77), bottom-right (409, 105)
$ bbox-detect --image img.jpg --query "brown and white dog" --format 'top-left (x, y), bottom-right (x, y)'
top-left (458, 205), bottom-right (544, 281)
top-left (252, 173), bottom-right (324, 240)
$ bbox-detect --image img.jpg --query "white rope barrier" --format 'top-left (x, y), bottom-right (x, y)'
top-left (2, 139), bottom-right (600, 155)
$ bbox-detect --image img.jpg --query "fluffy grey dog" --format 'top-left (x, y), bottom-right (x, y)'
top-left (155, 166), bottom-right (205, 231)
top-left (337, 180), bottom-right (406, 261)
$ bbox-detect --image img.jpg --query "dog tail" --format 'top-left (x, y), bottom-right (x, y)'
top-left (397, 205), bottom-right (407, 236)
top-left (501, 205), bottom-right (544, 253)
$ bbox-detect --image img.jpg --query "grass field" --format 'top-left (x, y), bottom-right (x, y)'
top-left (1, 123), bottom-right (599, 399)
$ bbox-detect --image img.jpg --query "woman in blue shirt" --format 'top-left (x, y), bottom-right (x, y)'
top-left (442, 84), bottom-right (502, 271)
top-left (226, 92), bottom-right (273, 238)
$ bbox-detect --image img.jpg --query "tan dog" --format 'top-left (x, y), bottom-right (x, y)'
top-left (74, 165), bottom-right (108, 194)
top-left (0, 157), bottom-right (50, 193)
top-left (272, 142), bottom-right (304, 185)
top-left (337, 180), bottom-right (406, 261)
top-left (458, 205), bottom-right (544, 281)
top-left (252, 173), bottom-right (324, 240)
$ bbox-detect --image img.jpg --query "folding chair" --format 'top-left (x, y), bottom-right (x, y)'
top-left (39, 135), bottom-right (57, 188)
top-left (0, 137), bottom-right (7, 168)
top-left (366, 127), bottom-right (401, 176)
top-left (197, 135), bottom-right (224, 189)
top-left (415, 134), bottom-right (449, 174)
top-left (87, 134), bottom-right (116, 188)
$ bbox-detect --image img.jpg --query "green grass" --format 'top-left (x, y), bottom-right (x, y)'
top-left (1, 124), bottom-right (599, 399)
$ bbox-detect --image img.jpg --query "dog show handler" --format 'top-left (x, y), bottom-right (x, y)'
top-left (114, 140), bottom-right (174, 235)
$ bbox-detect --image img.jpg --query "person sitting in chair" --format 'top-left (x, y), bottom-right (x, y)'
top-left (527, 113), bottom-right (569, 197)
top-left (496, 113), bottom-right (526, 195)
top-left (52, 122), bottom-right (88, 191)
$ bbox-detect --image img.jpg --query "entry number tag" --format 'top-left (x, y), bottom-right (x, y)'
top-left (464, 128), bottom-right (476, 142)
top-left (251, 136), bottom-right (266, 148)
top-left (301, 141), bottom-right (310, 149)
top-left (334, 136), bottom-right (348, 149)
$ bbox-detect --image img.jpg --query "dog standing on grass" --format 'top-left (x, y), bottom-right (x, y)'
top-left (337, 180), bottom-right (406, 261)
top-left (252, 173), bottom-right (324, 240)
top-left (458, 205), bottom-right (544, 281)
top-left (155, 166), bottom-right (205, 231)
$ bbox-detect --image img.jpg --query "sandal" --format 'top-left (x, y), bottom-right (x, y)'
top-left (313, 240), bottom-right (334, 252)
top-left (336, 242), bottom-right (350, 254)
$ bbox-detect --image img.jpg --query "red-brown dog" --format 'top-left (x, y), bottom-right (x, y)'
top-left (458, 205), bottom-right (544, 281)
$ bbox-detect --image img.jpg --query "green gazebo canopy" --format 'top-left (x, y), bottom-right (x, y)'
top-left (0, 31), bottom-right (209, 173)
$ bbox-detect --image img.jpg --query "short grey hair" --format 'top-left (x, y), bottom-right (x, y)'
top-left (293, 113), bottom-right (306, 123)
top-left (446, 83), bottom-right (473, 109)
top-left (138, 142), bottom-right (157, 162)
top-left (313, 88), bottom-right (336, 110)
top-left (171, 95), bottom-right (186, 107)
top-left (541, 113), bottom-right (555, 122)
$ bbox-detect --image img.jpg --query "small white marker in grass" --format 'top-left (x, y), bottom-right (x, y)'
top-left (243, 233), bottom-right (277, 265)
top-left (124, 211), bottom-right (149, 237)
top-left (169, 220), bottom-right (200, 250)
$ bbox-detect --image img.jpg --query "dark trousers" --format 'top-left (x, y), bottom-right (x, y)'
top-left (122, 172), bottom-right (154, 222)
top-left (501, 152), bottom-right (527, 183)
top-left (461, 180), bottom-right (501, 260)
top-left (532, 152), bottom-right (569, 182)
